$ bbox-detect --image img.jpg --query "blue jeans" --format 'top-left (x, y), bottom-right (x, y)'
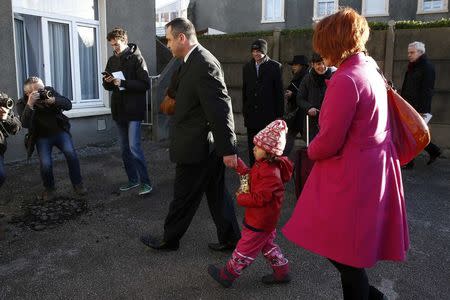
top-left (0, 155), bottom-right (5, 188)
top-left (36, 131), bottom-right (83, 190)
top-left (116, 121), bottom-right (150, 185)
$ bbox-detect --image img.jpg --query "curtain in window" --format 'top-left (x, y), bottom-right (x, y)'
top-left (365, 0), bottom-right (387, 15)
top-left (23, 15), bottom-right (44, 80)
top-left (48, 22), bottom-right (73, 100)
top-left (78, 26), bottom-right (99, 100)
top-left (266, 0), bottom-right (275, 20)
top-left (264, 0), bottom-right (283, 21)
top-left (423, 0), bottom-right (443, 10)
top-left (318, 0), bottom-right (335, 17)
top-left (14, 19), bottom-right (27, 98)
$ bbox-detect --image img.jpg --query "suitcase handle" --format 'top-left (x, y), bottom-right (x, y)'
top-left (306, 115), bottom-right (309, 147)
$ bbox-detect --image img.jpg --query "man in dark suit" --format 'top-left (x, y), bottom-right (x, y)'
top-left (242, 39), bottom-right (284, 165)
top-left (140, 18), bottom-right (240, 251)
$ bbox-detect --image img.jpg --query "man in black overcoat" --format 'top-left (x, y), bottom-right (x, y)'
top-left (140, 18), bottom-right (240, 251)
top-left (242, 39), bottom-right (283, 165)
top-left (401, 41), bottom-right (441, 168)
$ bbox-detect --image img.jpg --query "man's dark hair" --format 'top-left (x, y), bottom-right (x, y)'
top-left (310, 52), bottom-right (323, 63)
top-left (165, 18), bottom-right (196, 41)
top-left (107, 27), bottom-right (128, 42)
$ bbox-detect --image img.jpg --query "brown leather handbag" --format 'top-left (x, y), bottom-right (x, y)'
top-left (387, 87), bottom-right (430, 166)
top-left (159, 95), bottom-right (176, 115)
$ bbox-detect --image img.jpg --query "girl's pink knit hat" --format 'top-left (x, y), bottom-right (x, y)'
top-left (253, 119), bottom-right (288, 156)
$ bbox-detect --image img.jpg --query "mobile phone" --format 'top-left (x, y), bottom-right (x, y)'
top-left (102, 71), bottom-right (112, 77)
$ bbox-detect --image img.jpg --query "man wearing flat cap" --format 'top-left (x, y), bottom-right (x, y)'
top-left (283, 55), bottom-right (309, 155)
top-left (242, 39), bottom-right (283, 166)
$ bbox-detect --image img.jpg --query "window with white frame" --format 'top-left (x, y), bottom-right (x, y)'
top-left (12, 0), bottom-right (104, 109)
top-left (14, 17), bottom-right (28, 98)
top-left (362, 0), bottom-right (389, 16)
top-left (418, 0), bottom-right (449, 13)
top-left (262, 0), bottom-right (285, 23)
top-left (314, 0), bottom-right (338, 20)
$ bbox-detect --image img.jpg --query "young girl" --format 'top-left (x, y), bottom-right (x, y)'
top-left (208, 119), bottom-right (293, 288)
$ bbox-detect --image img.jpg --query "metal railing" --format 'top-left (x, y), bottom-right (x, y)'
top-left (142, 75), bottom-right (160, 129)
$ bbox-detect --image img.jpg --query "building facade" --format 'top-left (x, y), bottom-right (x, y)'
top-left (155, 0), bottom-right (189, 36)
top-left (189, 0), bottom-right (450, 33)
top-left (1, 0), bottom-right (156, 162)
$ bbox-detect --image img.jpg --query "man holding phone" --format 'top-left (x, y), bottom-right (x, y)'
top-left (102, 71), bottom-right (112, 78)
top-left (103, 27), bottom-right (152, 195)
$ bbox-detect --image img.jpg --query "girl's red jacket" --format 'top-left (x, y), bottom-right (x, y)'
top-left (236, 157), bottom-right (293, 231)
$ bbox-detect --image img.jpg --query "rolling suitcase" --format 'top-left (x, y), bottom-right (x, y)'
top-left (294, 115), bottom-right (315, 198)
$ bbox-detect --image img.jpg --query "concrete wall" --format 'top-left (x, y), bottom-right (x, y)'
top-left (188, 27), bottom-right (450, 149)
top-left (0, 1), bottom-right (18, 100)
top-left (190, 0), bottom-right (310, 32)
top-left (106, 0), bottom-right (157, 75)
top-left (190, 0), bottom-right (450, 33)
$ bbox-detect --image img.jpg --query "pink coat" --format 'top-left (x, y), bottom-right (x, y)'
top-left (282, 53), bottom-right (409, 268)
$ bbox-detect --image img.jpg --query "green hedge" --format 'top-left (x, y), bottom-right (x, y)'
top-left (163, 18), bottom-right (450, 42)
top-left (197, 22), bottom-right (387, 41)
top-left (198, 30), bottom-right (273, 40)
top-left (395, 18), bottom-right (450, 29)
top-left (369, 22), bottom-right (389, 30)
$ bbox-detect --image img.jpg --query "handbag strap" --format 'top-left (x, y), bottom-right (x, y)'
top-left (374, 67), bottom-right (394, 91)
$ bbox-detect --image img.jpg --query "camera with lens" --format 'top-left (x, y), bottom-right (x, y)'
top-left (0, 97), bottom-right (14, 109)
top-left (38, 89), bottom-right (54, 101)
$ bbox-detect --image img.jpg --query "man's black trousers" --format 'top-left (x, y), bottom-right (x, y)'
top-left (163, 151), bottom-right (241, 244)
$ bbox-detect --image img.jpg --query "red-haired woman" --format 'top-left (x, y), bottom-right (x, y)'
top-left (283, 8), bottom-right (408, 299)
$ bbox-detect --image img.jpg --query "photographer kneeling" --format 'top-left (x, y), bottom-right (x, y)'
top-left (0, 92), bottom-right (21, 188)
top-left (17, 77), bottom-right (86, 200)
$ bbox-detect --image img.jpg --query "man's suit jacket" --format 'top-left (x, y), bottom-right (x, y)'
top-left (242, 56), bottom-right (283, 130)
top-left (170, 45), bottom-right (237, 164)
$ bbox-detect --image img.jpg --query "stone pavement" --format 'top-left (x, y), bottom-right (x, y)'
top-left (0, 138), bottom-right (449, 299)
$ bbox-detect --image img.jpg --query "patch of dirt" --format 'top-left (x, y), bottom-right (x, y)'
top-left (8, 196), bottom-right (88, 231)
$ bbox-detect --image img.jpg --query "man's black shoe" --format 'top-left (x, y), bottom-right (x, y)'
top-left (427, 150), bottom-right (441, 165)
top-left (140, 234), bottom-right (179, 251)
top-left (208, 241), bottom-right (237, 252)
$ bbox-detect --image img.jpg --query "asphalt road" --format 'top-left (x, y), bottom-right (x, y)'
top-left (0, 139), bottom-right (449, 299)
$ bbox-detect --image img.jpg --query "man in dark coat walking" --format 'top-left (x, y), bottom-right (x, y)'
top-left (283, 55), bottom-right (309, 155)
top-left (242, 39), bottom-right (283, 165)
top-left (140, 18), bottom-right (240, 251)
top-left (103, 27), bottom-right (152, 195)
top-left (401, 41), bottom-right (441, 168)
